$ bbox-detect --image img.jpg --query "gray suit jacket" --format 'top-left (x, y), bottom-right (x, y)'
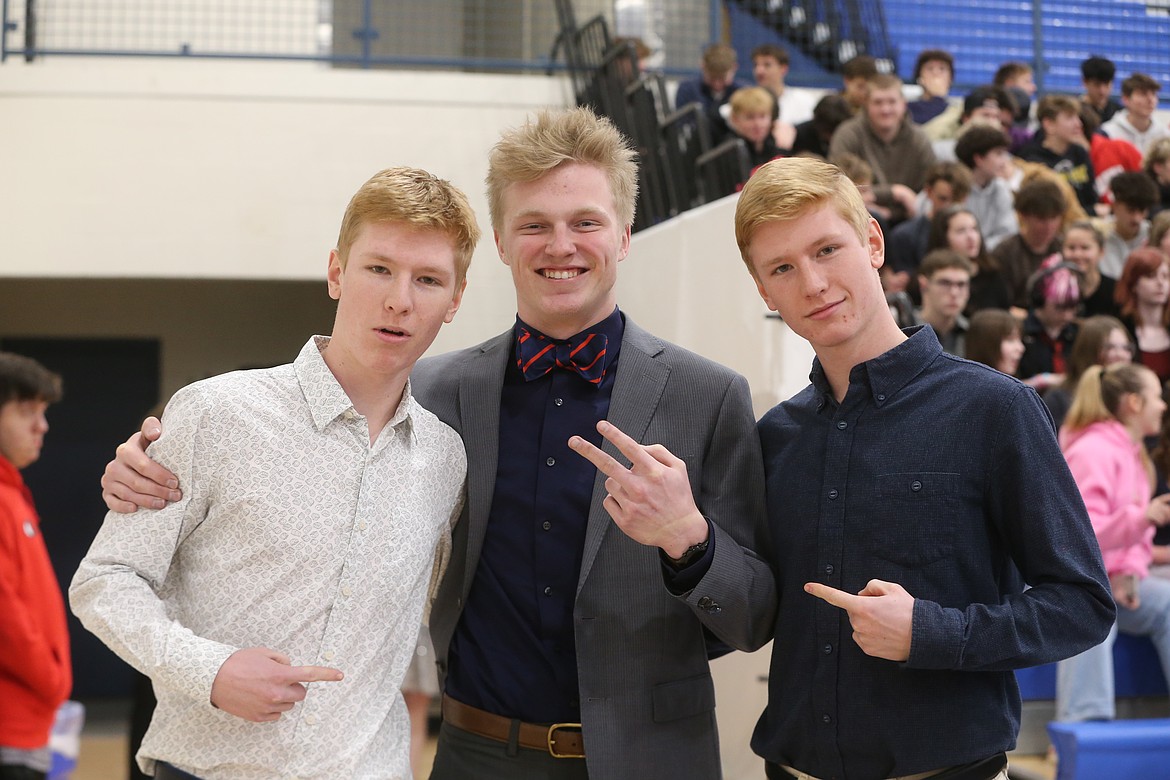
top-left (412, 316), bottom-right (776, 779)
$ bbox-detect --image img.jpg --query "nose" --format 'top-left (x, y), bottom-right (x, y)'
top-left (798, 263), bottom-right (829, 297)
top-left (547, 224), bottom-right (575, 257)
top-left (384, 275), bottom-right (414, 312)
top-left (35, 411), bottom-right (49, 434)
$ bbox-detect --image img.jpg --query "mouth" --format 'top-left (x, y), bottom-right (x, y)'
top-left (541, 268), bottom-right (584, 280)
top-left (807, 299), bottom-right (844, 319)
top-left (375, 327), bottom-right (410, 339)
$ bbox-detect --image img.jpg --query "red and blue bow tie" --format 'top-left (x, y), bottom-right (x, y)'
top-left (516, 327), bottom-right (609, 386)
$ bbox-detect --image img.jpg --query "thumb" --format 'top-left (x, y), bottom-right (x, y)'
top-left (858, 579), bottom-right (902, 597)
top-left (262, 648), bottom-right (292, 666)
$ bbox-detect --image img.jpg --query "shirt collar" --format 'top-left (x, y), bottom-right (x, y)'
top-left (809, 325), bottom-right (941, 409)
top-left (295, 336), bottom-right (416, 439)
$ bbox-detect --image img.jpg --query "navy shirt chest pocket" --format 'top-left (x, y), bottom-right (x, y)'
top-left (866, 472), bottom-right (962, 567)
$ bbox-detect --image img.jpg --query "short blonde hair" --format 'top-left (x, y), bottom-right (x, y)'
top-left (735, 157), bottom-right (870, 275)
top-left (485, 107), bottom-right (639, 231)
top-left (336, 167), bottom-right (480, 283)
top-left (730, 86), bottom-right (776, 117)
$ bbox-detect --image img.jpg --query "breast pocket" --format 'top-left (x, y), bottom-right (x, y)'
top-left (865, 472), bottom-right (961, 568)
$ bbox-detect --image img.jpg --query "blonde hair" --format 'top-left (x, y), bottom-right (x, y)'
top-left (735, 156), bottom-right (870, 275)
top-left (730, 86), bottom-right (776, 117)
top-left (485, 108), bottom-right (639, 231)
top-left (1065, 362), bottom-right (1157, 480)
top-left (336, 167), bottom-right (480, 283)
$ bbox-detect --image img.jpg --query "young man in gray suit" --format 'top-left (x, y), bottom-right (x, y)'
top-left (99, 108), bottom-right (776, 779)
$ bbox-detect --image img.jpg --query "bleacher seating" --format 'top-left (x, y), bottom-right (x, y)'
top-left (1048, 718), bottom-right (1170, 780)
top-left (882, 0), bottom-right (1170, 97)
top-left (1015, 633), bottom-right (1168, 701)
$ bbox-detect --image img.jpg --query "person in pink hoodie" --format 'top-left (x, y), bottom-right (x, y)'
top-left (1056, 362), bottom-right (1170, 722)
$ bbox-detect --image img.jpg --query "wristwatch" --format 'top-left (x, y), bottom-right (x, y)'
top-left (667, 538), bottom-right (709, 570)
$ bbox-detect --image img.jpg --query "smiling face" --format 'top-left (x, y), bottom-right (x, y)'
top-left (495, 162), bottom-right (630, 339)
top-left (1062, 226), bottom-right (1103, 275)
top-left (1100, 327), bottom-right (1135, 367)
top-left (0, 398), bottom-right (49, 470)
top-left (747, 202), bottom-right (891, 359)
top-left (326, 221), bottom-right (464, 383)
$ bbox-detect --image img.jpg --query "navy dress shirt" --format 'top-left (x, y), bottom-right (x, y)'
top-left (751, 326), bottom-right (1113, 779)
top-left (444, 308), bottom-right (623, 724)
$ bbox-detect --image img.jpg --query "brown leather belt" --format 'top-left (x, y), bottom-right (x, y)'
top-left (442, 694), bottom-right (585, 759)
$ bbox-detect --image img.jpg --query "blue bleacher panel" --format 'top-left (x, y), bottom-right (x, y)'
top-left (1048, 719), bottom-right (1170, 780)
top-left (1015, 632), bottom-right (1167, 701)
top-left (881, 0), bottom-right (1170, 100)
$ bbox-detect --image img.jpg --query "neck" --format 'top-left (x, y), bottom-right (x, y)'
top-left (320, 341), bottom-right (408, 445)
top-left (1042, 135), bottom-right (1069, 155)
top-left (922, 308), bottom-right (956, 334)
top-left (972, 168), bottom-right (993, 187)
top-left (818, 322), bottom-right (908, 403)
top-left (1127, 111), bottom-right (1151, 131)
top-left (1024, 234), bottom-right (1053, 255)
top-left (1081, 267), bottom-right (1100, 295)
top-left (872, 123), bottom-right (899, 143)
top-left (1137, 301), bottom-right (1164, 327)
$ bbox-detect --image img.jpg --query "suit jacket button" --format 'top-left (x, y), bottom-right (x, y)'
top-left (697, 596), bottom-right (713, 609)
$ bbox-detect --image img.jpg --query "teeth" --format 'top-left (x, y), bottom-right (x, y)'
top-left (543, 269), bottom-right (581, 279)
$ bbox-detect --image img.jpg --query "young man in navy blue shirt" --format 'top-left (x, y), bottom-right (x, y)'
top-left (576, 156), bottom-right (1115, 779)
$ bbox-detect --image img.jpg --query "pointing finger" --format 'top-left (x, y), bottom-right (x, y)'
top-left (287, 665), bottom-right (344, 684)
top-left (804, 582), bottom-right (859, 611)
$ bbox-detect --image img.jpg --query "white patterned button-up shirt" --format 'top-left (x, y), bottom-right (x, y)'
top-left (71, 337), bottom-right (466, 780)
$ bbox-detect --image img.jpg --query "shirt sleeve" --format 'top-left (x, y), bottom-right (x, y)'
top-left (1065, 440), bottom-right (1148, 561)
top-left (69, 383), bottom-right (238, 707)
top-left (670, 373), bottom-right (778, 653)
top-left (907, 384), bottom-right (1115, 671)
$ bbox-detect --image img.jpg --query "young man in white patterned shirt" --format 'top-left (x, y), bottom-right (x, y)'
top-left (70, 167), bottom-right (479, 780)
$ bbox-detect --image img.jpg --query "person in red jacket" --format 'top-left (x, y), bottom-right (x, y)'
top-left (0, 352), bottom-right (69, 780)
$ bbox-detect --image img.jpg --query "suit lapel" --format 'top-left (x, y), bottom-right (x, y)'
top-left (577, 319), bottom-right (669, 593)
top-left (458, 331), bottom-right (510, 600)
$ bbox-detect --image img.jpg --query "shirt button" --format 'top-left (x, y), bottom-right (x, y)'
top-left (323, 650), bottom-right (335, 661)
top-left (822, 714), bottom-right (832, 724)
top-left (359, 522), bottom-right (368, 531)
top-left (341, 586), bottom-right (352, 597)
top-left (828, 489), bottom-right (839, 500)
top-left (877, 394), bottom-right (886, 402)
top-left (542, 521), bottom-right (552, 531)
top-left (546, 456), bottom-right (556, 466)
top-left (554, 398), bottom-right (564, 407)
top-left (304, 714), bottom-right (317, 725)
top-left (911, 480), bottom-right (923, 492)
top-left (822, 643), bottom-right (833, 655)
top-left (543, 586), bottom-right (553, 596)
top-left (343, 410), bottom-right (356, 421)
top-left (824, 564), bottom-right (834, 576)
top-left (836, 420), bottom-right (848, 430)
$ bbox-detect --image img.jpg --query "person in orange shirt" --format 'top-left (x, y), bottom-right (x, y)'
top-left (0, 352), bottom-right (69, 780)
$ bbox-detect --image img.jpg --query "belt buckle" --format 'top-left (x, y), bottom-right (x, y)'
top-left (546, 722), bottom-right (584, 758)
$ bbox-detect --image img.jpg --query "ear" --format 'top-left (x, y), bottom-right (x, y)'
top-left (327, 249), bottom-right (344, 301)
top-left (867, 217), bottom-right (886, 271)
top-left (494, 229), bottom-right (510, 267)
top-left (445, 277), bottom-right (468, 324)
top-left (617, 224), bottom-right (632, 262)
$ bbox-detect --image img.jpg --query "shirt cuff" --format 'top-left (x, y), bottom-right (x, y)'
top-left (660, 519), bottom-right (716, 595)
